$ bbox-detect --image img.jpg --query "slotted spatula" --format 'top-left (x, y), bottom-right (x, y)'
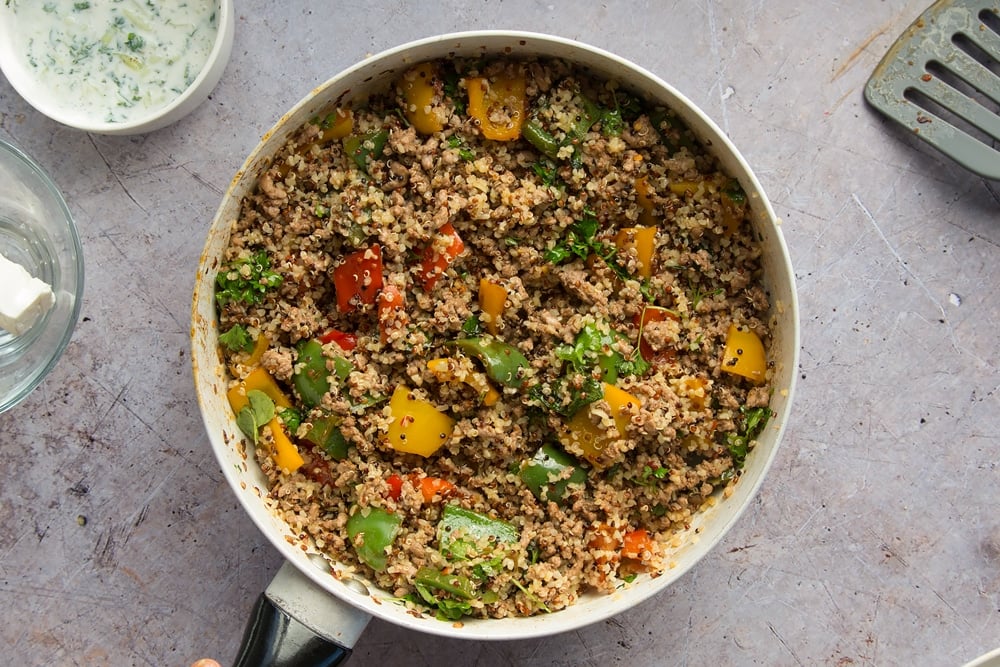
top-left (864, 0), bottom-right (1000, 179)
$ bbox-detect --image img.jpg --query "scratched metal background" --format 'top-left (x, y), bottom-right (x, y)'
top-left (1, 1), bottom-right (999, 665)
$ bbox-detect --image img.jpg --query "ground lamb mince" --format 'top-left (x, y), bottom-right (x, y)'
top-left (216, 57), bottom-right (774, 620)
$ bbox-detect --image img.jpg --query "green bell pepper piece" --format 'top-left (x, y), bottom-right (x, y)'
top-left (519, 443), bottom-right (587, 503)
top-left (414, 567), bottom-right (477, 600)
top-left (556, 321), bottom-right (626, 384)
top-left (302, 416), bottom-right (349, 460)
top-left (293, 339), bottom-right (354, 409)
top-left (573, 96), bottom-right (603, 138)
top-left (438, 504), bottom-right (518, 561)
top-left (523, 120), bottom-right (560, 159)
top-left (448, 337), bottom-right (528, 388)
top-left (346, 506), bottom-right (402, 571)
top-left (343, 129), bottom-right (389, 171)
top-left (293, 339), bottom-right (330, 409)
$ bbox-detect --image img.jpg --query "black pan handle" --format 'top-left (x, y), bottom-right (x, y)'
top-left (233, 561), bottom-right (372, 667)
top-left (234, 593), bottom-right (351, 667)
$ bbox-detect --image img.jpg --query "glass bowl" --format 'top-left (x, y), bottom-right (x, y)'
top-left (0, 139), bottom-right (84, 414)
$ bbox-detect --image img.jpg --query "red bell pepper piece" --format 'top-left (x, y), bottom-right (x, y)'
top-left (333, 244), bottom-right (383, 313)
top-left (378, 284), bottom-right (406, 342)
top-left (419, 223), bottom-right (464, 291)
top-left (419, 476), bottom-right (455, 503)
top-left (634, 305), bottom-right (679, 362)
top-left (621, 528), bottom-right (655, 561)
top-left (319, 328), bottom-right (358, 351)
top-left (385, 473), bottom-right (454, 503)
top-left (386, 473), bottom-right (404, 501)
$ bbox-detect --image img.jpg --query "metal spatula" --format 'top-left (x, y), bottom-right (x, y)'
top-left (864, 0), bottom-right (1000, 179)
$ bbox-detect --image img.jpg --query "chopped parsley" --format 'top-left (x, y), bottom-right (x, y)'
top-left (725, 405), bottom-right (772, 469)
top-left (446, 135), bottom-right (475, 161)
top-left (545, 210), bottom-right (632, 285)
top-left (215, 251), bottom-right (283, 306)
top-left (125, 32), bottom-right (144, 52)
top-left (532, 160), bottom-right (558, 187)
top-left (218, 324), bottom-right (253, 353)
top-left (442, 69), bottom-right (466, 115)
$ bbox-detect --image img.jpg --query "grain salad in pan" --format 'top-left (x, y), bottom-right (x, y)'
top-left (215, 57), bottom-right (774, 620)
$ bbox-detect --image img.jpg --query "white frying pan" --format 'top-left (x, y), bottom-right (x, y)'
top-left (190, 30), bottom-right (800, 665)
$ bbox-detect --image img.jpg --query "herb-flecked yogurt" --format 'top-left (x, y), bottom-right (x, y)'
top-left (8, 0), bottom-right (219, 124)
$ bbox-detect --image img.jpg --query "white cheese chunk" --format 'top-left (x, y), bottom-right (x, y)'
top-left (0, 252), bottom-right (55, 336)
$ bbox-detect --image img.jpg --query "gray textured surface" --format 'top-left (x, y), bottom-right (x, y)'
top-left (2, 1), bottom-right (999, 665)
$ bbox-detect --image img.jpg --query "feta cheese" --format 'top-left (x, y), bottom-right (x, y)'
top-left (0, 253), bottom-right (55, 336)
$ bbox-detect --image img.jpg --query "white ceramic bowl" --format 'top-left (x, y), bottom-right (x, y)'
top-left (191, 31), bottom-right (800, 648)
top-left (0, 0), bottom-right (234, 135)
top-left (0, 139), bottom-right (84, 415)
top-left (965, 649), bottom-right (1000, 667)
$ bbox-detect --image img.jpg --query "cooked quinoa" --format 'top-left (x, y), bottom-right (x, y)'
top-left (215, 57), bottom-right (775, 620)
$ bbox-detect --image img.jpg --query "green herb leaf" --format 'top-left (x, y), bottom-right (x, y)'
top-left (722, 178), bottom-right (746, 205)
top-left (278, 407), bottom-right (302, 433)
top-left (601, 107), bottom-right (623, 136)
top-left (529, 376), bottom-right (603, 418)
top-left (234, 389), bottom-right (277, 446)
top-left (543, 244), bottom-right (572, 264)
top-left (724, 405), bottom-right (772, 468)
top-left (125, 32), bottom-right (144, 51)
top-left (235, 407), bottom-right (259, 444)
top-left (531, 160), bottom-right (558, 186)
top-left (618, 351), bottom-right (651, 378)
top-left (639, 465), bottom-right (669, 485)
top-left (462, 315), bottom-right (483, 338)
top-left (511, 579), bottom-right (551, 613)
top-left (446, 135), bottom-right (475, 161)
top-left (546, 210), bottom-right (633, 284)
top-left (555, 321), bottom-right (626, 382)
top-left (246, 389), bottom-right (275, 424)
top-left (216, 251), bottom-right (283, 306)
top-left (442, 69), bottom-right (466, 115)
top-left (219, 324), bottom-right (253, 353)
top-left (689, 284), bottom-right (723, 310)
top-left (412, 581), bottom-right (474, 621)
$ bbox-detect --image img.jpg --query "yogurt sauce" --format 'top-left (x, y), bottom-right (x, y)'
top-left (9, 0), bottom-right (219, 124)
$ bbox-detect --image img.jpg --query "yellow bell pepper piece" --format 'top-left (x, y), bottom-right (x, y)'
top-left (720, 186), bottom-right (746, 235)
top-left (427, 358), bottom-right (500, 407)
top-left (386, 385), bottom-right (456, 457)
top-left (401, 63), bottom-right (445, 135)
top-left (478, 278), bottom-right (508, 335)
top-left (466, 71), bottom-right (526, 141)
top-left (246, 334), bottom-right (270, 367)
top-left (319, 108), bottom-right (353, 143)
top-left (227, 366), bottom-right (293, 414)
top-left (268, 416), bottom-right (305, 472)
top-left (669, 180), bottom-right (701, 196)
top-left (721, 323), bottom-right (767, 384)
top-left (674, 376), bottom-right (709, 410)
top-left (613, 226), bottom-right (657, 280)
top-left (560, 383), bottom-right (641, 469)
top-left (634, 176), bottom-right (657, 226)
